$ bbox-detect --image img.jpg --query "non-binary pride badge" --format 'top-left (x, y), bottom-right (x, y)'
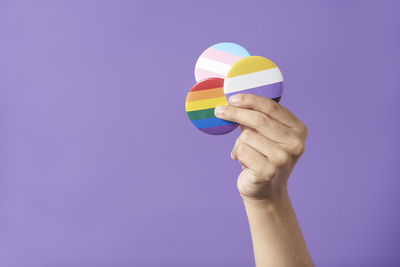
top-left (194, 42), bottom-right (250, 82)
top-left (224, 56), bottom-right (284, 103)
top-left (185, 77), bottom-right (239, 135)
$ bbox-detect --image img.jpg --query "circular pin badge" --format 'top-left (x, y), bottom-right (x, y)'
top-left (224, 56), bottom-right (284, 103)
top-left (185, 77), bottom-right (239, 135)
top-left (194, 42), bottom-right (251, 82)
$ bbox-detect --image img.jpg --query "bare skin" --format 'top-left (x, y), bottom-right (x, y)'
top-left (214, 94), bottom-right (313, 267)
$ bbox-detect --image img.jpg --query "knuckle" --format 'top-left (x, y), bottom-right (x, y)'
top-left (290, 139), bottom-right (306, 156)
top-left (248, 94), bottom-right (260, 107)
top-left (269, 100), bottom-right (280, 113)
top-left (240, 129), bottom-right (254, 143)
top-left (274, 149), bottom-right (290, 167)
top-left (255, 113), bottom-right (268, 126)
top-left (223, 106), bottom-right (236, 121)
top-left (241, 93), bottom-right (250, 103)
top-left (225, 106), bottom-right (235, 119)
top-left (236, 143), bottom-right (248, 156)
top-left (294, 121), bottom-right (308, 138)
top-left (264, 165), bottom-right (277, 179)
top-left (265, 99), bottom-right (279, 114)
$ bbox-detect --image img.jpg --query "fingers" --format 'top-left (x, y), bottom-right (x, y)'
top-left (234, 142), bottom-right (277, 182)
top-left (227, 93), bottom-right (302, 128)
top-left (214, 105), bottom-right (292, 144)
top-left (225, 94), bottom-right (308, 190)
top-left (232, 129), bottom-right (292, 167)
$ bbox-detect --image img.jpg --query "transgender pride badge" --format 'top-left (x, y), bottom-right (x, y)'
top-left (186, 42), bottom-right (284, 135)
top-left (194, 43), bottom-right (250, 82)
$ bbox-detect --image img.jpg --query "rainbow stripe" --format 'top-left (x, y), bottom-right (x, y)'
top-left (194, 42), bottom-right (250, 82)
top-left (185, 78), bottom-right (238, 135)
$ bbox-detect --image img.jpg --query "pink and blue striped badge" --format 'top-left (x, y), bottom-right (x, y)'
top-left (194, 42), bottom-right (250, 82)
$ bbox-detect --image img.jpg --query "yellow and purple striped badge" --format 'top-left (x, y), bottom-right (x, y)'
top-left (224, 56), bottom-right (284, 103)
top-left (185, 78), bottom-right (238, 135)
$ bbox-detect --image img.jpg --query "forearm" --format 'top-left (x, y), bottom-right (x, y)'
top-left (213, 94), bottom-right (311, 266)
top-left (243, 189), bottom-right (313, 267)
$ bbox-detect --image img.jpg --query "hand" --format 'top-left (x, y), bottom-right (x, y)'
top-left (214, 94), bottom-right (308, 201)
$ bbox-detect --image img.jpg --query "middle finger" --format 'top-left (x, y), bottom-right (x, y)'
top-left (215, 105), bottom-right (292, 144)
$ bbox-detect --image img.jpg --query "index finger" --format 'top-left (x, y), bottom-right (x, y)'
top-left (227, 93), bottom-right (301, 128)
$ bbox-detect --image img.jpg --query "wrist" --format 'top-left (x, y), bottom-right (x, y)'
top-left (241, 185), bottom-right (289, 204)
top-left (241, 187), bottom-right (291, 212)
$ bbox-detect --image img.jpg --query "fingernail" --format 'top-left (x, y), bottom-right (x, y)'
top-left (214, 106), bottom-right (226, 116)
top-left (230, 151), bottom-right (234, 159)
top-left (229, 94), bottom-right (242, 105)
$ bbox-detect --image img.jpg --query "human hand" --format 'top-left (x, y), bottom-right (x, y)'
top-left (214, 94), bottom-right (308, 202)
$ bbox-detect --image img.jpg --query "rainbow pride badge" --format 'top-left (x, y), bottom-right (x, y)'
top-left (185, 78), bottom-right (239, 135)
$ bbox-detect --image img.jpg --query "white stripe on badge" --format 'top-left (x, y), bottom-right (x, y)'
top-left (195, 57), bottom-right (232, 76)
top-left (224, 68), bottom-right (284, 94)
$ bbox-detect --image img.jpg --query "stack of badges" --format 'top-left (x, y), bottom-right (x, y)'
top-left (186, 42), bottom-right (284, 135)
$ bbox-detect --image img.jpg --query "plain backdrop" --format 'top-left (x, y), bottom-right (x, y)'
top-left (0, 0), bottom-right (399, 266)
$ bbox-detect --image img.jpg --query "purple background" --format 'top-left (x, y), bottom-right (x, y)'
top-left (0, 1), bottom-right (399, 266)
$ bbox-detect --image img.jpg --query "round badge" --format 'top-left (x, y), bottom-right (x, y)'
top-left (194, 42), bottom-right (251, 82)
top-left (185, 77), bottom-right (239, 135)
top-left (224, 56), bottom-right (284, 103)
